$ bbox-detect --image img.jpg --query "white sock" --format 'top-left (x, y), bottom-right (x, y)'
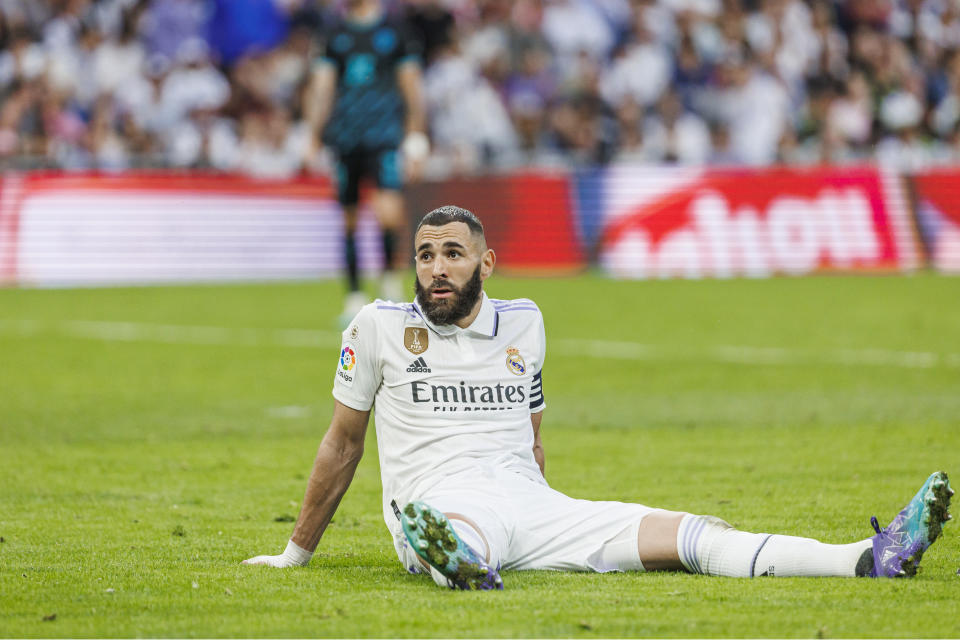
top-left (677, 514), bottom-right (873, 577)
top-left (753, 535), bottom-right (873, 577)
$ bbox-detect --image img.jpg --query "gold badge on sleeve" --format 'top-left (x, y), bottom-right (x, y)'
top-left (404, 327), bottom-right (428, 355)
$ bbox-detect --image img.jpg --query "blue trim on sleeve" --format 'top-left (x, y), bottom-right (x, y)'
top-left (529, 370), bottom-right (544, 409)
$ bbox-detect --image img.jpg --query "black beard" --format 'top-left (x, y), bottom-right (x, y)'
top-left (415, 265), bottom-right (483, 325)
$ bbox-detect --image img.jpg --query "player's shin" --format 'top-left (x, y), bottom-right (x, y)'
top-left (676, 514), bottom-right (871, 578)
top-left (382, 229), bottom-right (396, 270)
top-left (344, 231), bottom-right (359, 292)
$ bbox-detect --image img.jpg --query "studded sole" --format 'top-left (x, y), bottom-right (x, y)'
top-left (899, 471), bottom-right (952, 577)
top-left (401, 501), bottom-right (504, 590)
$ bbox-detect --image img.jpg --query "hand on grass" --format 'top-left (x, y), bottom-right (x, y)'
top-left (242, 540), bottom-right (313, 567)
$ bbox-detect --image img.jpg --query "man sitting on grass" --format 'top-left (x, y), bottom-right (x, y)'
top-left (243, 205), bottom-right (953, 589)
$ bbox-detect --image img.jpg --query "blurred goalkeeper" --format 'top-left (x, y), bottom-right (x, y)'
top-left (304, 0), bottom-right (428, 324)
top-left (244, 205), bottom-right (953, 588)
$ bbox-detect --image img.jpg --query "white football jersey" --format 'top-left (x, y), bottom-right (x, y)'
top-left (332, 291), bottom-right (546, 531)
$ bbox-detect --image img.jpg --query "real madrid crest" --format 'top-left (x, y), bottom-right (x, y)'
top-left (505, 346), bottom-right (526, 376)
top-left (404, 327), bottom-right (428, 355)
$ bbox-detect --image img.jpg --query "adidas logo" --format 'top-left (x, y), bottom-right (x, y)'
top-left (406, 357), bottom-right (431, 373)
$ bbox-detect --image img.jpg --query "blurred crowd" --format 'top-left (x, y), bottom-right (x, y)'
top-left (3, 0), bottom-right (960, 176)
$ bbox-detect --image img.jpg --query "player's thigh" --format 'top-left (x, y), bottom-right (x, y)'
top-left (335, 152), bottom-right (363, 209)
top-left (372, 148), bottom-right (402, 193)
top-left (504, 474), bottom-right (655, 572)
top-left (368, 150), bottom-right (404, 228)
top-left (371, 190), bottom-right (405, 230)
top-left (416, 481), bottom-right (510, 568)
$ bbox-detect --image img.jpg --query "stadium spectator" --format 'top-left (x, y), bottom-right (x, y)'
top-left (502, 43), bottom-right (555, 162)
top-left (91, 9), bottom-right (146, 97)
top-left (807, 0), bottom-right (849, 82)
top-left (930, 50), bottom-right (960, 140)
top-left (6, 0), bottom-right (960, 173)
top-left (423, 37), bottom-right (519, 173)
top-left (140, 0), bottom-right (207, 63)
top-left (610, 93), bottom-right (643, 159)
top-left (541, 0), bottom-right (618, 74)
top-left (643, 88), bottom-right (712, 164)
top-left (403, 0), bottom-right (455, 67)
top-left (599, 16), bottom-right (673, 111)
top-left (825, 70), bottom-right (873, 159)
top-left (206, 0), bottom-right (290, 67)
top-left (114, 53), bottom-right (170, 161)
top-left (234, 102), bottom-right (305, 178)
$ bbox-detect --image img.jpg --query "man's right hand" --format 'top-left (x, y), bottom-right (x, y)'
top-left (242, 540), bottom-right (313, 567)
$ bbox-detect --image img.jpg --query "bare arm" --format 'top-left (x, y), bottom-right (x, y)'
top-left (531, 410), bottom-right (545, 476)
top-left (397, 61), bottom-right (428, 181)
top-left (303, 64), bottom-right (337, 147)
top-left (396, 61), bottom-right (426, 136)
top-left (242, 400), bottom-right (368, 566)
top-left (290, 400), bottom-right (370, 551)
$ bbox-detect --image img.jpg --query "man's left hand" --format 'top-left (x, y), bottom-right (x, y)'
top-left (242, 540), bottom-right (313, 567)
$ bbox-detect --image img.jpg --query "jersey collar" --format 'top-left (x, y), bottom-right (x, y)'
top-left (413, 291), bottom-right (499, 338)
top-left (345, 8), bottom-right (384, 30)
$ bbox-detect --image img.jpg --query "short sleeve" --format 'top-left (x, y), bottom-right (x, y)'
top-left (332, 305), bottom-right (382, 411)
top-left (397, 22), bottom-right (423, 66)
top-left (529, 309), bottom-right (546, 413)
top-left (314, 25), bottom-right (340, 71)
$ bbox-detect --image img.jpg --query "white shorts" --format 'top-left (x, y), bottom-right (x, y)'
top-left (391, 463), bottom-right (656, 573)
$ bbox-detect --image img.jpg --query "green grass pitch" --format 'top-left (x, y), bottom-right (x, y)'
top-left (1, 273), bottom-right (959, 637)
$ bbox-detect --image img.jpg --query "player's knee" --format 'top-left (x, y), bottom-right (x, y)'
top-left (342, 205), bottom-right (359, 233)
top-left (587, 521), bottom-right (646, 573)
top-left (372, 190), bottom-right (404, 229)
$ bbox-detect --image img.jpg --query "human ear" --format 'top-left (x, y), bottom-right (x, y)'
top-left (480, 249), bottom-right (496, 280)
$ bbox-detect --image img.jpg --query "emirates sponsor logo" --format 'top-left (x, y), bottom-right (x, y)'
top-left (410, 380), bottom-right (526, 412)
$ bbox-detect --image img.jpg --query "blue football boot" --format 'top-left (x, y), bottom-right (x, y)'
top-left (865, 471), bottom-right (953, 577)
top-left (401, 501), bottom-right (503, 590)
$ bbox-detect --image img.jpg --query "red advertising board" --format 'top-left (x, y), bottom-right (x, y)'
top-left (406, 172), bottom-right (583, 273)
top-left (0, 174), bottom-right (24, 284)
top-left (0, 166), bottom-right (939, 286)
top-left (597, 167), bottom-right (918, 279)
top-left (0, 170), bottom-right (585, 286)
top-left (911, 169), bottom-right (960, 273)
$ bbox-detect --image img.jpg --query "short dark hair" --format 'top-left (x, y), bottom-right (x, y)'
top-left (416, 205), bottom-right (484, 237)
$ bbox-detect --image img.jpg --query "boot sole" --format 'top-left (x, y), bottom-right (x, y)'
top-left (401, 501), bottom-right (503, 590)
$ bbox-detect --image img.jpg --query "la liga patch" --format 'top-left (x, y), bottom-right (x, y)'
top-left (337, 345), bottom-right (357, 386)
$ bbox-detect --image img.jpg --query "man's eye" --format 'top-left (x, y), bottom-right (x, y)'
top-left (448, 251), bottom-right (459, 258)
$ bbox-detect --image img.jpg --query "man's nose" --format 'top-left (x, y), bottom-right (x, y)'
top-left (431, 256), bottom-right (448, 278)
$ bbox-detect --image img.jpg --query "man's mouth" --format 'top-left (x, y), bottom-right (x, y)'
top-left (430, 287), bottom-right (453, 299)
